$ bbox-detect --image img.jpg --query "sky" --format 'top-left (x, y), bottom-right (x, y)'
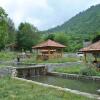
top-left (0, 0), bottom-right (100, 30)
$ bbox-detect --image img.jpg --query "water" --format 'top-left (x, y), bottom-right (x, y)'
top-left (27, 75), bottom-right (100, 95)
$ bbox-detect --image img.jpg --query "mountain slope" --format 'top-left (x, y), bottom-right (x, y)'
top-left (46, 4), bottom-right (100, 34)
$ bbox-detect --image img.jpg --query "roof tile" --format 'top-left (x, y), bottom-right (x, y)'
top-left (32, 39), bottom-right (66, 49)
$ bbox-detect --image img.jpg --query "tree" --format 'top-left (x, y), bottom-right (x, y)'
top-left (92, 35), bottom-right (100, 43)
top-left (42, 33), bottom-right (55, 41)
top-left (7, 18), bottom-right (16, 44)
top-left (0, 7), bottom-right (8, 49)
top-left (17, 22), bottom-right (40, 50)
top-left (54, 33), bottom-right (68, 51)
top-left (54, 33), bottom-right (68, 46)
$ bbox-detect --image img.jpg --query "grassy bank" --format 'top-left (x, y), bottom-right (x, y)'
top-left (0, 51), bottom-right (17, 68)
top-left (0, 51), bottom-right (16, 61)
top-left (54, 63), bottom-right (100, 76)
top-left (0, 77), bottom-right (94, 100)
top-left (54, 63), bottom-right (84, 74)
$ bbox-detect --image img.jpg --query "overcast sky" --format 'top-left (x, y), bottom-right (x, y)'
top-left (0, 0), bottom-right (100, 30)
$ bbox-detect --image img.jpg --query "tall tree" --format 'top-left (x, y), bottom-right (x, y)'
top-left (54, 33), bottom-right (68, 46)
top-left (42, 33), bottom-right (55, 41)
top-left (7, 18), bottom-right (16, 44)
top-left (17, 22), bottom-right (40, 50)
top-left (0, 7), bottom-right (8, 49)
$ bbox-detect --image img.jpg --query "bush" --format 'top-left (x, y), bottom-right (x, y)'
top-left (0, 51), bottom-right (16, 61)
top-left (80, 67), bottom-right (97, 76)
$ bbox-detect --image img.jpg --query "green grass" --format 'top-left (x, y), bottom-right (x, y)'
top-left (0, 77), bottom-right (94, 100)
top-left (54, 63), bottom-right (100, 76)
top-left (0, 51), bottom-right (17, 68)
top-left (23, 56), bottom-right (79, 64)
top-left (54, 63), bottom-right (85, 74)
top-left (0, 64), bottom-right (9, 68)
top-left (0, 52), bottom-right (80, 63)
top-left (0, 51), bottom-right (17, 61)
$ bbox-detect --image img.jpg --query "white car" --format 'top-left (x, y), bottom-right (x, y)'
top-left (76, 52), bottom-right (84, 57)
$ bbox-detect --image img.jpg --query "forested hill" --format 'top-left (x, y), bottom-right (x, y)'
top-left (46, 4), bottom-right (100, 34)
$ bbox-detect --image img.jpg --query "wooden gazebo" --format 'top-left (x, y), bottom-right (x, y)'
top-left (32, 39), bottom-right (66, 60)
top-left (80, 40), bottom-right (100, 68)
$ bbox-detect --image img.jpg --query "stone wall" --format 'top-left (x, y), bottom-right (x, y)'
top-left (12, 65), bottom-right (47, 78)
top-left (47, 72), bottom-right (100, 81)
top-left (0, 67), bottom-right (12, 77)
top-left (16, 62), bottom-right (81, 72)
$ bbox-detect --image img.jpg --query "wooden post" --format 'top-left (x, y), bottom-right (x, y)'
top-left (61, 48), bottom-right (63, 57)
top-left (84, 52), bottom-right (87, 63)
top-left (36, 49), bottom-right (38, 60)
top-left (94, 53), bottom-right (97, 62)
top-left (48, 49), bottom-right (50, 59)
top-left (32, 69), bottom-right (35, 77)
top-left (36, 49), bottom-right (38, 56)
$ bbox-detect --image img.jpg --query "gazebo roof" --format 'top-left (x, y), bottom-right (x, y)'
top-left (80, 40), bottom-right (100, 52)
top-left (32, 39), bottom-right (66, 49)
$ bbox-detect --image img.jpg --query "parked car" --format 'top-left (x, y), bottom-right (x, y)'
top-left (76, 52), bottom-right (84, 60)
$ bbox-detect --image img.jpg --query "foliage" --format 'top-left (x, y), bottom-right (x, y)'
top-left (40, 32), bottom-right (68, 51)
top-left (0, 77), bottom-right (93, 100)
top-left (0, 7), bottom-right (8, 49)
top-left (54, 33), bottom-right (68, 45)
top-left (0, 7), bottom-right (16, 50)
top-left (46, 4), bottom-right (100, 35)
top-left (7, 18), bottom-right (16, 44)
top-left (54, 62), bottom-right (100, 76)
top-left (79, 67), bottom-right (100, 76)
top-left (54, 63), bottom-right (85, 74)
top-left (41, 32), bottom-right (89, 52)
top-left (92, 34), bottom-right (100, 43)
top-left (43, 33), bottom-right (55, 41)
top-left (44, 4), bottom-right (100, 52)
top-left (17, 22), bottom-right (40, 51)
top-left (23, 55), bottom-right (79, 64)
top-left (64, 33), bottom-right (84, 52)
top-left (0, 51), bottom-right (16, 61)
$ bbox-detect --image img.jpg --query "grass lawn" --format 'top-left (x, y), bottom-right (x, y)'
top-left (0, 64), bottom-right (8, 68)
top-left (23, 55), bottom-right (80, 64)
top-left (0, 77), bottom-right (95, 100)
top-left (0, 52), bottom-right (80, 64)
top-left (54, 63), bottom-right (100, 76)
top-left (54, 63), bottom-right (85, 74)
top-left (0, 51), bottom-right (17, 61)
top-left (0, 51), bottom-right (17, 68)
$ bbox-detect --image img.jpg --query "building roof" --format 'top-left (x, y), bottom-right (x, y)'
top-left (80, 40), bottom-right (100, 52)
top-left (32, 39), bottom-right (66, 49)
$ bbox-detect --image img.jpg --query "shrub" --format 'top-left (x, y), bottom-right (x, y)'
top-left (79, 67), bottom-right (97, 76)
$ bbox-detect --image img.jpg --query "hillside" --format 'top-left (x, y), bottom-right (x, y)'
top-left (46, 4), bottom-right (100, 34)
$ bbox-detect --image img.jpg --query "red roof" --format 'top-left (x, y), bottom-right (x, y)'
top-left (80, 40), bottom-right (100, 52)
top-left (32, 39), bottom-right (66, 49)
